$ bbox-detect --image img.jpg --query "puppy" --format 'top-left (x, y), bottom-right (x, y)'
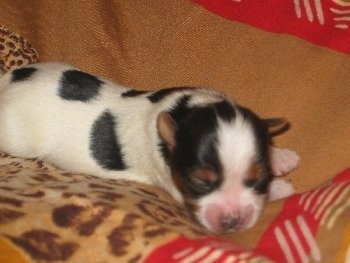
top-left (0, 62), bottom-right (300, 233)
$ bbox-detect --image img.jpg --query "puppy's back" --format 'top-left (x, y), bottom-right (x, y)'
top-left (0, 63), bottom-right (69, 157)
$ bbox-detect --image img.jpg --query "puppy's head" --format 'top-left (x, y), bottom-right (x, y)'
top-left (157, 98), bottom-right (286, 234)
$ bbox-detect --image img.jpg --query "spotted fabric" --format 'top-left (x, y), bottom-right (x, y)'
top-left (0, 152), bottom-right (206, 262)
top-left (0, 26), bottom-right (38, 73)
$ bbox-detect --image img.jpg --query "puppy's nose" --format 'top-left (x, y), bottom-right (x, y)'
top-left (221, 215), bottom-right (241, 231)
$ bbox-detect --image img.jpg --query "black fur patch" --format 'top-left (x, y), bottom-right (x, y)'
top-left (238, 106), bottom-right (272, 194)
top-left (121, 89), bottom-right (148, 97)
top-left (90, 111), bottom-right (127, 170)
top-left (147, 87), bottom-right (194, 103)
top-left (168, 95), bottom-right (192, 123)
top-left (158, 95), bottom-right (192, 161)
top-left (177, 106), bottom-right (223, 198)
top-left (164, 101), bottom-right (224, 199)
top-left (214, 100), bottom-right (236, 122)
top-left (11, 67), bottom-right (37, 82)
top-left (59, 70), bottom-right (103, 102)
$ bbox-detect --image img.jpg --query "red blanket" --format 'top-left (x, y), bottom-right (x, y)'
top-left (193, 0), bottom-right (350, 54)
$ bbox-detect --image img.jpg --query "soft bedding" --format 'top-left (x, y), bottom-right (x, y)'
top-left (0, 1), bottom-right (349, 262)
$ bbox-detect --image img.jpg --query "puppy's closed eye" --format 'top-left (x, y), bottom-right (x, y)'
top-left (243, 163), bottom-right (270, 194)
top-left (243, 178), bottom-right (259, 188)
top-left (189, 168), bottom-right (220, 194)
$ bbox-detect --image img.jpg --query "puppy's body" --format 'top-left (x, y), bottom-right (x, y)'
top-left (0, 62), bottom-right (299, 233)
top-left (0, 63), bottom-right (187, 201)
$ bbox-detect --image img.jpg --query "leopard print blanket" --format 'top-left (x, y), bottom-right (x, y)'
top-left (0, 152), bottom-right (206, 262)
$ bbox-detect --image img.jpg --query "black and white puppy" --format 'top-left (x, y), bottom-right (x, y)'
top-left (0, 63), bottom-right (300, 233)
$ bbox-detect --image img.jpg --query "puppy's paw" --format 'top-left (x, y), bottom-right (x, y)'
top-left (269, 178), bottom-right (296, 201)
top-left (270, 147), bottom-right (300, 176)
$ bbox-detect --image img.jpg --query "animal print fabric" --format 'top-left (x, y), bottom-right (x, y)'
top-left (0, 26), bottom-right (38, 73)
top-left (0, 152), bottom-right (206, 262)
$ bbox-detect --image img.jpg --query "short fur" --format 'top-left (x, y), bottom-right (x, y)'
top-left (0, 62), bottom-right (300, 233)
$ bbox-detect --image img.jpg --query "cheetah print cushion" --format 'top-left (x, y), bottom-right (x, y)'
top-left (0, 26), bottom-right (349, 262)
top-left (0, 152), bottom-right (206, 262)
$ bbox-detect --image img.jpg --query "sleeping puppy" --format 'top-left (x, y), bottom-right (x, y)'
top-left (0, 62), bottom-right (300, 234)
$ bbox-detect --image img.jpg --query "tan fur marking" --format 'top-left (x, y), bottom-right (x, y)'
top-left (157, 112), bottom-right (177, 152)
top-left (191, 168), bottom-right (218, 185)
top-left (247, 162), bottom-right (264, 181)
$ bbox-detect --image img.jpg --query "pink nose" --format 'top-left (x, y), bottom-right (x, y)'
top-left (204, 204), bottom-right (255, 233)
top-left (220, 215), bottom-right (243, 231)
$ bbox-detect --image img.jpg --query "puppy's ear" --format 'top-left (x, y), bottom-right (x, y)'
top-left (157, 112), bottom-right (177, 152)
top-left (265, 118), bottom-right (289, 136)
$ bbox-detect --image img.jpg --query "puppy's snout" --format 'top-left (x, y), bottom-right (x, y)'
top-left (203, 203), bottom-right (256, 233)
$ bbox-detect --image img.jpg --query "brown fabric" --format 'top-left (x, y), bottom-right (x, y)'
top-left (0, 0), bottom-right (349, 254)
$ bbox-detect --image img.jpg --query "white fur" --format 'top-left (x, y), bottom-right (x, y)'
top-left (0, 63), bottom-right (227, 204)
top-left (268, 178), bottom-right (296, 201)
top-left (195, 114), bottom-right (264, 232)
top-left (0, 62), bottom-right (300, 233)
top-left (270, 147), bottom-right (300, 176)
top-left (268, 147), bottom-right (300, 201)
top-left (217, 114), bottom-right (256, 181)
